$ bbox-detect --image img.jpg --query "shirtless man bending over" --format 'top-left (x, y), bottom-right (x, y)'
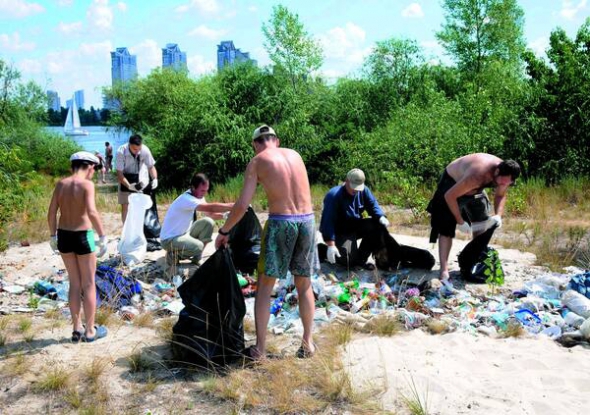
top-left (48, 151), bottom-right (109, 342)
top-left (215, 125), bottom-right (316, 360)
top-left (427, 153), bottom-right (521, 281)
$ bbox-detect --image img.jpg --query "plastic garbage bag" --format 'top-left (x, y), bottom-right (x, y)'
top-left (144, 191), bottom-right (162, 251)
top-left (228, 206), bottom-right (261, 274)
top-left (562, 290), bottom-right (590, 318)
top-left (172, 247), bottom-right (246, 368)
top-left (118, 193), bottom-right (152, 266)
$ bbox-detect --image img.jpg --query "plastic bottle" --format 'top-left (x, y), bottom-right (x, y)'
top-left (563, 310), bottom-right (585, 328)
top-left (270, 296), bottom-right (284, 316)
top-left (34, 280), bottom-right (56, 296)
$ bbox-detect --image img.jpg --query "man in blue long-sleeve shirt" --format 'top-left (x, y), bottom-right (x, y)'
top-left (319, 168), bottom-right (390, 270)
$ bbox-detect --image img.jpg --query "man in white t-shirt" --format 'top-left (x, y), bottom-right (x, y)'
top-left (116, 134), bottom-right (158, 223)
top-left (160, 173), bottom-right (233, 276)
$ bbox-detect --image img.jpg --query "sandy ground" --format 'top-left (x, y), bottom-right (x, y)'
top-left (1, 208), bottom-right (589, 414)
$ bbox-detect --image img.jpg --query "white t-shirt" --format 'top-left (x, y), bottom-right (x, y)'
top-left (160, 191), bottom-right (205, 241)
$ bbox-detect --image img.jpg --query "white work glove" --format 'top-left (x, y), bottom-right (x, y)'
top-left (490, 215), bottom-right (502, 229)
top-left (49, 236), bottom-right (59, 254)
top-left (151, 179), bottom-right (158, 190)
top-left (379, 216), bottom-right (390, 228)
top-left (326, 245), bottom-right (341, 264)
top-left (97, 235), bottom-right (108, 257)
top-left (457, 221), bottom-right (471, 234)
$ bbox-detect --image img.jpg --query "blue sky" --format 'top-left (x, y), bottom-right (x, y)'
top-left (1, 0), bottom-right (588, 109)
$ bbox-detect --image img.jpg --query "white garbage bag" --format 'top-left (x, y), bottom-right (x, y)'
top-left (118, 193), bottom-right (152, 266)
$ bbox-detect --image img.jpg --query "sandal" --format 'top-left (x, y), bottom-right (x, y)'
top-left (295, 342), bottom-right (317, 359)
top-left (71, 330), bottom-right (83, 343)
top-left (82, 325), bottom-right (108, 343)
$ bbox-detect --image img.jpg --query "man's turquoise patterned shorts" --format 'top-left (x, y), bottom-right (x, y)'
top-left (257, 213), bottom-right (315, 279)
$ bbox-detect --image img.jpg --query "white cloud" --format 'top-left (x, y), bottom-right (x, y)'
top-left (175, 0), bottom-right (220, 15)
top-left (87, 0), bottom-right (114, 31)
top-left (0, 0), bottom-right (44, 18)
top-left (57, 0), bottom-right (73, 6)
top-left (401, 3), bottom-right (424, 18)
top-left (57, 21), bottom-right (83, 35)
top-left (129, 39), bottom-right (161, 75)
top-left (117, 2), bottom-right (127, 12)
top-left (420, 40), bottom-right (444, 57)
top-left (188, 24), bottom-right (227, 40)
top-left (560, 0), bottom-right (587, 20)
top-left (0, 32), bottom-right (35, 51)
top-left (17, 58), bottom-right (43, 74)
top-left (529, 37), bottom-right (549, 58)
top-left (319, 22), bottom-right (367, 62)
top-left (248, 5), bottom-right (257, 12)
top-left (79, 40), bottom-right (113, 57)
top-left (187, 54), bottom-right (216, 75)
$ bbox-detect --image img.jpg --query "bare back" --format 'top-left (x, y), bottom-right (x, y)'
top-left (253, 147), bottom-right (312, 215)
top-left (446, 153), bottom-right (502, 195)
top-left (52, 177), bottom-right (94, 231)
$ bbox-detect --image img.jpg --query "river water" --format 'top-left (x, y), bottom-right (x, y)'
top-left (46, 126), bottom-right (129, 155)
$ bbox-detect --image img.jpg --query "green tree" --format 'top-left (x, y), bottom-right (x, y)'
top-left (436, 0), bottom-right (526, 92)
top-left (262, 4), bottom-right (323, 92)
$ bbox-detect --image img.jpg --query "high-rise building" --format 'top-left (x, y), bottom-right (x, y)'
top-left (217, 41), bottom-right (257, 71)
top-left (46, 90), bottom-right (60, 111)
top-left (111, 47), bottom-right (138, 85)
top-left (162, 43), bottom-right (188, 72)
top-left (74, 90), bottom-right (85, 109)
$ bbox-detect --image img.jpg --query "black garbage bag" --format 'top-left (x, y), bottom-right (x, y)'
top-left (172, 247), bottom-right (246, 368)
top-left (143, 190), bottom-right (162, 251)
top-left (228, 207), bottom-right (261, 274)
top-left (374, 232), bottom-right (435, 271)
top-left (458, 224), bottom-right (499, 283)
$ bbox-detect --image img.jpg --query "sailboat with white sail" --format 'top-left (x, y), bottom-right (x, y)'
top-left (64, 95), bottom-right (89, 136)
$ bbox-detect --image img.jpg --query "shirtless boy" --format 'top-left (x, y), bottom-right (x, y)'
top-left (427, 153), bottom-right (520, 281)
top-left (215, 125), bottom-right (316, 360)
top-left (48, 151), bottom-right (109, 342)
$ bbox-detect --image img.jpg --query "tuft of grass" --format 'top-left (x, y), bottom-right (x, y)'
top-left (400, 375), bottom-right (430, 415)
top-left (127, 350), bottom-right (153, 373)
top-left (0, 331), bottom-right (6, 347)
top-left (5, 353), bottom-right (28, 376)
top-left (133, 312), bottom-right (154, 328)
top-left (95, 306), bottom-right (118, 327)
top-left (85, 357), bottom-right (110, 384)
top-left (426, 319), bottom-right (449, 335)
top-left (64, 387), bottom-right (83, 409)
top-left (142, 373), bottom-right (160, 393)
top-left (243, 317), bottom-right (256, 335)
top-left (501, 321), bottom-right (526, 338)
top-left (23, 331), bottom-right (35, 343)
top-left (155, 317), bottom-right (176, 342)
top-left (35, 366), bottom-right (71, 392)
top-left (17, 317), bottom-right (32, 333)
top-left (364, 314), bottom-right (404, 336)
top-left (44, 308), bottom-right (63, 320)
top-left (323, 320), bottom-right (354, 346)
top-left (0, 316), bottom-right (10, 330)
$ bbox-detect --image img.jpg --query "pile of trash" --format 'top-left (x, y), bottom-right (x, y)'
top-left (2, 258), bottom-right (590, 347)
top-left (259, 268), bottom-right (590, 347)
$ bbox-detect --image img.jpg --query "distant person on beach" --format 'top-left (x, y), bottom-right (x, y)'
top-left (319, 168), bottom-right (390, 271)
top-left (116, 134), bottom-right (158, 223)
top-left (160, 173), bottom-right (233, 277)
top-left (104, 142), bottom-right (113, 172)
top-left (215, 124), bottom-right (317, 360)
top-left (47, 151), bottom-right (108, 343)
top-left (427, 153), bottom-right (521, 281)
top-left (94, 151), bottom-right (107, 183)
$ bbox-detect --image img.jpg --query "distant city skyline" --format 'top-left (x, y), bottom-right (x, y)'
top-left (162, 43), bottom-right (188, 72)
top-left (2, 0), bottom-right (588, 108)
